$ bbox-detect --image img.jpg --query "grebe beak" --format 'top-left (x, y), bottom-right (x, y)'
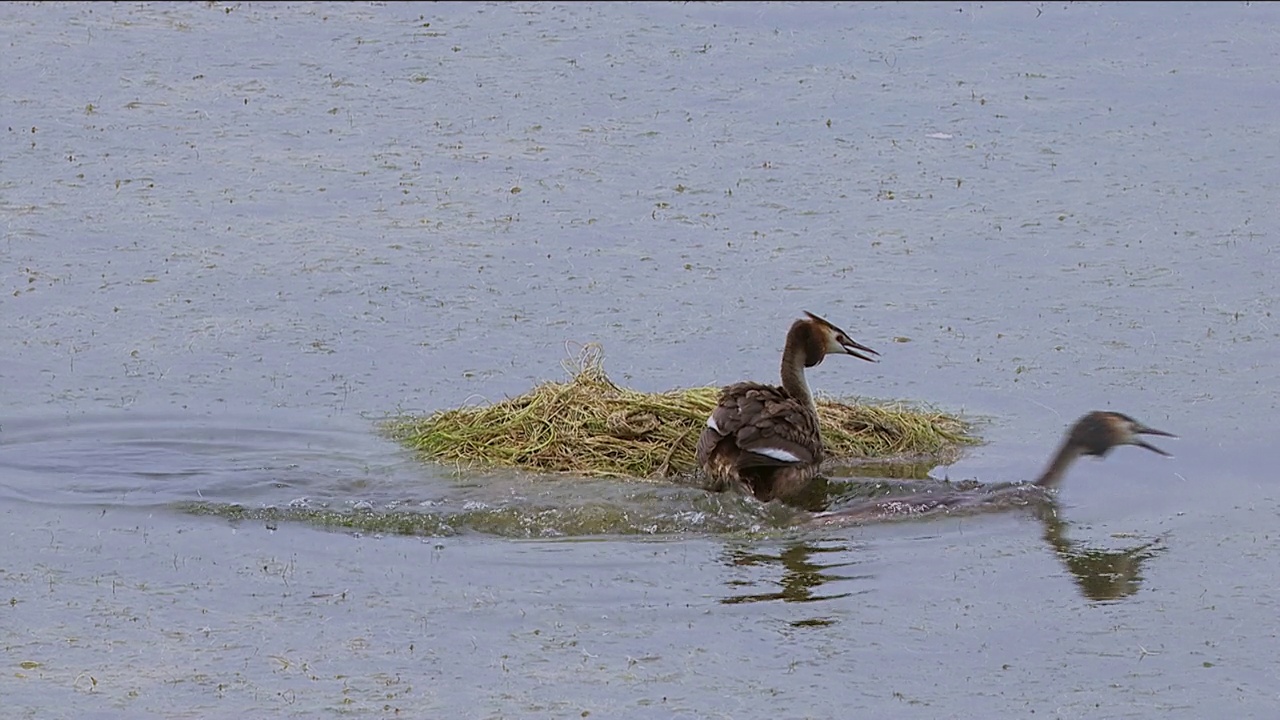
top-left (839, 336), bottom-right (880, 363)
top-left (1132, 422), bottom-right (1176, 456)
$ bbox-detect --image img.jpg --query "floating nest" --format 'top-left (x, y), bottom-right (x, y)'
top-left (382, 344), bottom-right (977, 479)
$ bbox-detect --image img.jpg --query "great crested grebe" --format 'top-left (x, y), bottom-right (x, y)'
top-left (811, 410), bottom-right (1177, 525)
top-left (1031, 410), bottom-right (1175, 487)
top-left (696, 311), bottom-right (879, 503)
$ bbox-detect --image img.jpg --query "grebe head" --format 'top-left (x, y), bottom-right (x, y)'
top-left (1071, 411), bottom-right (1176, 458)
top-left (797, 311), bottom-right (879, 367)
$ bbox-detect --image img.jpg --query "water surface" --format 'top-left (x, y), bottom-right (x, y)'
top-left (2, 2), bottom-right (1278, 717)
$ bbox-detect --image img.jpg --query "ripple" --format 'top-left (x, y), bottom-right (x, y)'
top-left (176, 487), bottom-right (806, 539)
top-left (0, 411), bottom-right (400, 508)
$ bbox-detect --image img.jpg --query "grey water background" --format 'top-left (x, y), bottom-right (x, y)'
top-left (2, 2), bottom-right (1278, 717)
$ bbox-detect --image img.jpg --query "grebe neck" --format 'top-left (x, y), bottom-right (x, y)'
top-left (780, 343), bottom-right (815, 414)
top-left (1033, 439), bottom-right (1084, 488)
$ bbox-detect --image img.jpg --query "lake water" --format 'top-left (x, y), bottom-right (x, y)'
top-left (2, 2), bottom-right (1278, 717)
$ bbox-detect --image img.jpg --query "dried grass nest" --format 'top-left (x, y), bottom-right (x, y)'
top-left (382, 344), bottom-right (977, 479)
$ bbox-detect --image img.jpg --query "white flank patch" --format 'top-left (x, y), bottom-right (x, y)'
top-left (705, 415), bottom-right (719, 432)
top-left (752, 447), bottom-right (801, 464)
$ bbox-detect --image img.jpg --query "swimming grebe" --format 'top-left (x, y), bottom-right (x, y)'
top-left (811, 410), bottom-right (1177, 525)
top-left (696, 311), bottom-right (879, 503)
top-left (1032, 410), bottom-right (1175, 488)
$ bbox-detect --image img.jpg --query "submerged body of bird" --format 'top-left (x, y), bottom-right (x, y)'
top-left (810, 410), bottom-right (1176, 527)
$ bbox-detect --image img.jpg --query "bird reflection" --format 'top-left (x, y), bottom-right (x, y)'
top-left (1034, 502), bottom-right (1166, 602)
top-left (719, 539), bottom-right (865, 611)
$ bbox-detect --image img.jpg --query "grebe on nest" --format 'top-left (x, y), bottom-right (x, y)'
top-left (696, 311), bottom-right (879, 503)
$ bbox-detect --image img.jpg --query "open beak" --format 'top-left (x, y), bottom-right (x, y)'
top-left (1133, 423), bottom-right (1177, 457)
top-left (841, 337), bottom-right (880, 364)
top-left (804, 312), bottom-right (881, 364)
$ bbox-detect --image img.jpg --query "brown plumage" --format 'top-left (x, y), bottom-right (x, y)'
top-left (695, 311), bottom-right (879, 503)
